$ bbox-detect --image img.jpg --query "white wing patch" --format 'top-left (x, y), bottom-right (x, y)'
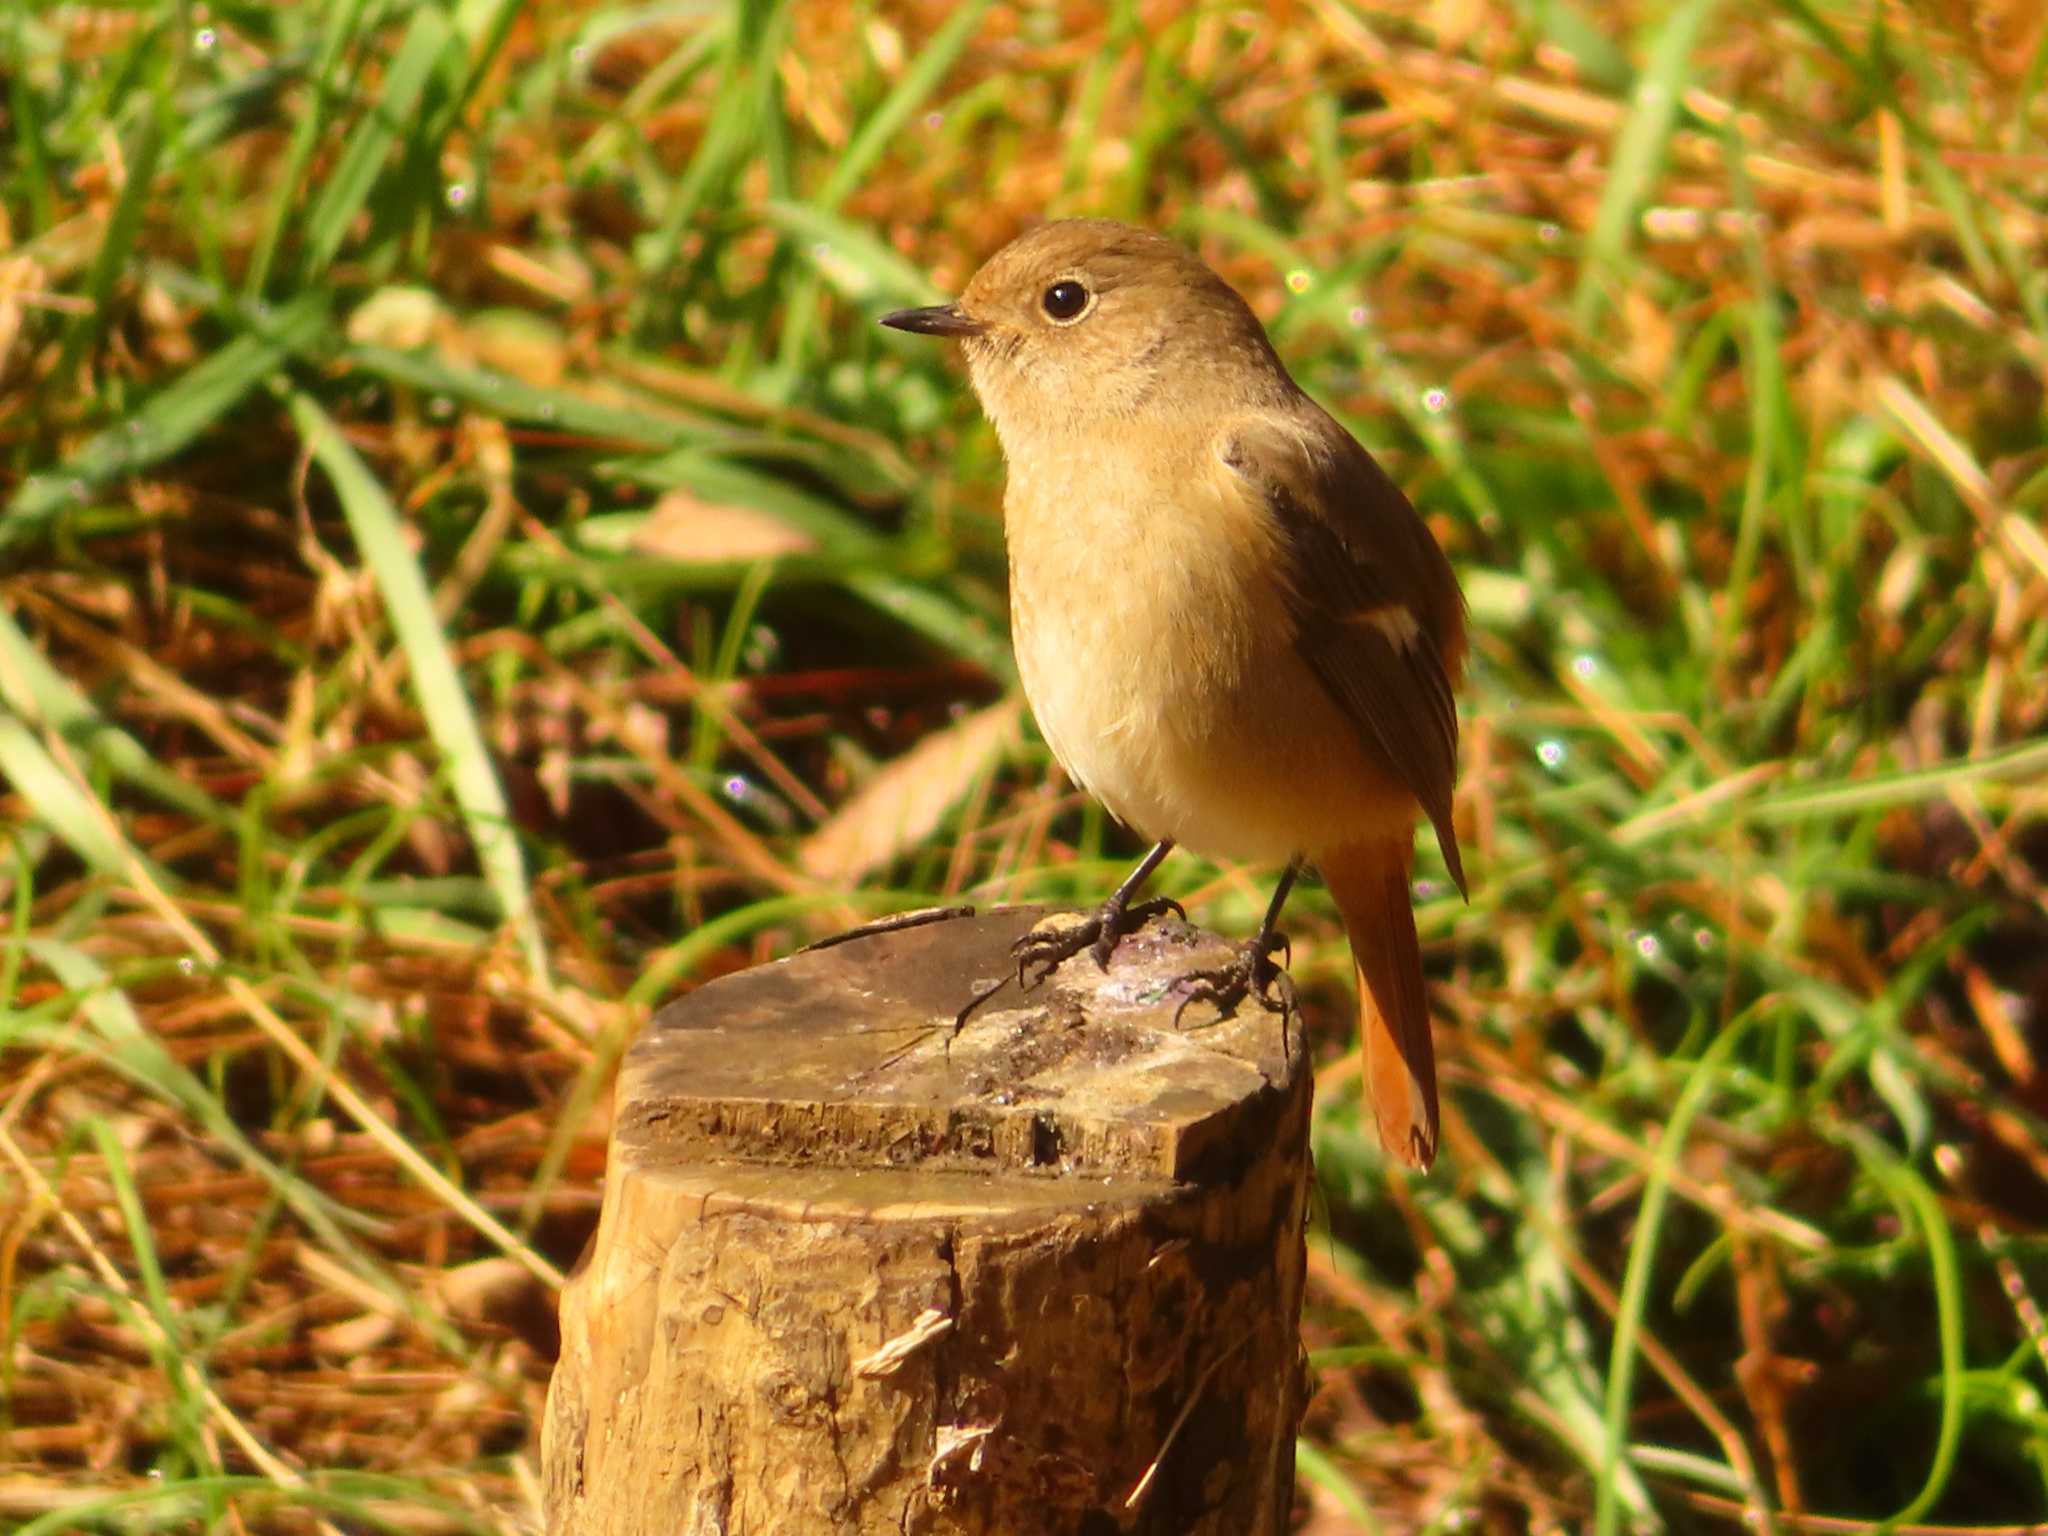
top-left (1349, 602), bottom-right (1424, 652)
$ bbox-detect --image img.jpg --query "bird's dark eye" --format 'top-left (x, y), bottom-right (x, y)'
top-left (1041, 280), bottom-right (1090, 321)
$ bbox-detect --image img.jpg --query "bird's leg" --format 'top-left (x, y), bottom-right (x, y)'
top-left (1174, 862), bottom-right (1300, 1026)
top-left (1013, 840), bottom-right (1184, 987)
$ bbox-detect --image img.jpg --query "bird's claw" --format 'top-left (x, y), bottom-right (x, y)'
top-left (1173, 930), bottom-right (1295, 1028)
top-left (1012, 894), bottom-right (1186, 988)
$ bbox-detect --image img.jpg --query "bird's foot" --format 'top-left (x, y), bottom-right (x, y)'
top-left (1173, 929), bottom-right (1296, 1027)
top-left (1013, 893), bottom-right (1186, 989)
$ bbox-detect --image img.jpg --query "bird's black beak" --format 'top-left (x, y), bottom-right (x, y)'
top-left (879, 303), bottom-right (986, 338)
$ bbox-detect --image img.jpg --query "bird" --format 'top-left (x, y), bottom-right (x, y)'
top-left (881, 220), bottom-right (1466, 1170)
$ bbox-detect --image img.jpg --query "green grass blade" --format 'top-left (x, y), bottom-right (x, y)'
top-left (1293, 1439), bottom-right (1385, 1534)
top-left (1572, 0), bottom-right (1718, 332)
top-left (1597, 1015), bottom-right (1751, 1536)
top-left (301, 5), bottom-right (453, 277)
top-left (12, 939), bottom-right (475, 1354)
top-left (54, 22), bottom-right (173, 381)
top-left (815, 0), bottom-right (992, 212)
top-left (6, 12), bottom-right (58, 234)
top-left (2, 294), bottom-right (329, 548)
top-left (0, 606), bottom-right (225, 824)
top-left (1770, 0), bottom-right (1999, 294)
top-left (1847, 1129), bottom-right (1967, 1525)
top-left (427, 0), bottom-right (523, 144)
top-left (1748, 739), bottom-right (2048, 822)
top-left (9, 1474), bottom-right (504, 1536)
top-left (287, 391), bottom-right (549, 989)
top-left (0, 713), bottom-right (146, 881)
top-left (88, 1119), bottom-right (180, 1354)
top-left (766, 0), bottom-right (993, 379)
top-left (346, 342), bottom-right (730, 446)
top-left (1714, 129), bottom-right (1791, 673)
top-left (630, 3), bottom-right (763, 320)
top-left (842, 569), bottom-right (1016, 682)
top-left (763, 200), bottom-right (944, 304)
top-left (245, 0), bottom-right (375, 297)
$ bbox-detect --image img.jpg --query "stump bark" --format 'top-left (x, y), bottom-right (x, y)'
top-left (541, 904), bottom-right (1311, 1536)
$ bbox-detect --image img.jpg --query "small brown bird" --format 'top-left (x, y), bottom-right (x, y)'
top-left (882, 220), bottom-right (1466, 1169)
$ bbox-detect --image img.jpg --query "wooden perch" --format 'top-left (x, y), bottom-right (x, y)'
top-left (542, 904), bottom-right (1312, 1535)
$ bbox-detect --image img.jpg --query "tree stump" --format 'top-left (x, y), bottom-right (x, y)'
top-left (541, 904), bottom-right (1311, 1536)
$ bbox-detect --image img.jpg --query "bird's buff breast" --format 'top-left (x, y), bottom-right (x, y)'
top-left (1003, 454), bottom-right (1410, 861)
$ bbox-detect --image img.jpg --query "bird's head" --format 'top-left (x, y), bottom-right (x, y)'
top-left (881, 219), bottom-right (1290, 450)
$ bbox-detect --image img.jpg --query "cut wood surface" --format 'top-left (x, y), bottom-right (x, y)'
top-left (542, 904), bottom-right (1312, 1536)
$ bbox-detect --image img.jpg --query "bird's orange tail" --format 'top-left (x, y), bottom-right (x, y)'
top-left (1321, 835), bottom-right (1438, 1169)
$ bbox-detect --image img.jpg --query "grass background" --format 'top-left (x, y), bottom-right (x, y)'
top-left (3, 0), bottom-right (2047, 1531)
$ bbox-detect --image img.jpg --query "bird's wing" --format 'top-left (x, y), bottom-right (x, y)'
top-left (1218, 411), bottom-right (1467, 895)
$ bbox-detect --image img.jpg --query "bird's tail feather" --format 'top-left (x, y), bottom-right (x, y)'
top-left (1322, 834), bottom-right (1438, 1170)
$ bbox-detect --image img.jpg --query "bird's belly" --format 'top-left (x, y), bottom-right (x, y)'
top-left (1008, 496), bottom-right (1412, 862)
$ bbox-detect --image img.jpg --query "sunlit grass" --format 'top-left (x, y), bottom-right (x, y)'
top-left (3, 1), bottom-right (2046, 1531)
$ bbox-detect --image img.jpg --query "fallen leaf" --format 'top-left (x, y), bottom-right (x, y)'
top-left (632, 489), bottom-right (818, 563)
top-left (800, 699), bottom-right (1021, 884)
